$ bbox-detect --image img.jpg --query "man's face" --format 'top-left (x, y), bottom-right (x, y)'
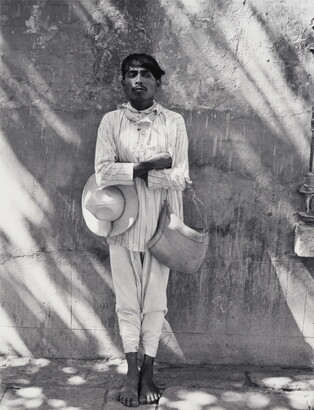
top-left (122, 65), bottom-right (160, 106)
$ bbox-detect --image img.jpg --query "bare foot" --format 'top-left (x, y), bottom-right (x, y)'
top-left (138, 355), bottom-right (163, 405)
top-left (139, 374), bottom-right (162, 404)
top-left (118, 372), bottom-right (140, 407)
top-left (118, 353), bottom-right (140, 407)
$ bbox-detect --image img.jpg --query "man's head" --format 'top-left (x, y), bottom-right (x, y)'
top-left (121, 53), bottom-right (165, 80)
top-left (121, 53), bottom-right (165, 110)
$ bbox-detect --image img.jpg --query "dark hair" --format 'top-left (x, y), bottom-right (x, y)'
top-left (121, 53), bottom-right (165, 80)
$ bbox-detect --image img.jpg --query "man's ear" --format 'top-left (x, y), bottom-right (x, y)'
top-left (156, 79), bottom-right (161, 88)
top-left (121, 79), bottom-right (125, 88)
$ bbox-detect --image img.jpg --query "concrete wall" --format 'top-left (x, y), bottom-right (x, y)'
top-left (0, 0), bottom-right (314, 367)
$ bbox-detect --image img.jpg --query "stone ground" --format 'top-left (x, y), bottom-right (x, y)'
top-left (0, 357), bottom-right (313, 410)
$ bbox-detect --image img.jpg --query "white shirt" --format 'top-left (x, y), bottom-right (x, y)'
top-left (95, 101), bottom-right (190, 251)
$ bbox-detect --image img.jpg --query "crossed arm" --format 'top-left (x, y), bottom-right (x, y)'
top-left (133, 152), bottom-right (172, 180)
top-left (94, 112), bottom-right (190, 191)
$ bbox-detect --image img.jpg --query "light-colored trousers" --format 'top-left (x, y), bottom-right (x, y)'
top-left (109, 245), bottom-right (170, 357)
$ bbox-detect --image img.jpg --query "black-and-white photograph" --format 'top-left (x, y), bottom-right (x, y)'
top-left (0, 1), bottom-right (313, 409)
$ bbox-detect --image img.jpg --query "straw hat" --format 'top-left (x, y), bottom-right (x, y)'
top-left (82, 174), bottom-right (138, 237)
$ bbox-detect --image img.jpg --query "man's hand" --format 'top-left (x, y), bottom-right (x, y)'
top-left (146, 152), bottom-right (172, 170)
top-left (133, 152), bottom-right (172, 179)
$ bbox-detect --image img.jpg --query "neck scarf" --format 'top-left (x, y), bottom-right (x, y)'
top-left (119, 101), bottom-right (161, 125)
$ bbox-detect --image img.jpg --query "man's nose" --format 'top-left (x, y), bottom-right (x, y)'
top-left (135, 73), bottom-right (143, 83)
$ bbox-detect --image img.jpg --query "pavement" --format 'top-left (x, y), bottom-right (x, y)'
top-left (0, 357), bottom-right (313, 410)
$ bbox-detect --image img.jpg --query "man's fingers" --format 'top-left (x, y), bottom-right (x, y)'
top-left (152, 152), bottom-right (171, 160)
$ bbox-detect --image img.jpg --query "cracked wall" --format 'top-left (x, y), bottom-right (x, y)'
top-left (0, 0), bottom-right (314, 366)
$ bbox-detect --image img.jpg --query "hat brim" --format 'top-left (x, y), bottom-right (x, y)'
top-left (82, 174), bottom-right (139, 237)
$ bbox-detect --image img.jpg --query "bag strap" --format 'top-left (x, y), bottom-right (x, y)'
top-left (186, 184), bottom-right (208, 232)
top-left (165, 183), bottom-right (208, 232)
top-left (104, 222), bottom-right (113, 243)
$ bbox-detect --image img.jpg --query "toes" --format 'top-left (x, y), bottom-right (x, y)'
top-left (139, 395), bottom-right (147, 404)
top-left (119, 396), bottom-right (139, 407)
top-left (139, 392), bottom-right (160, 404)
top-left (147, 394), bottom-right (154, 404)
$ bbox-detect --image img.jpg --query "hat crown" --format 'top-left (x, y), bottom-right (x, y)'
top-left (84, 186), bottom-right (125, 221)
top-left (82, 174), bottom-right (139, 237)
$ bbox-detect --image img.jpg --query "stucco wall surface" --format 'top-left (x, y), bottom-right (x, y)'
top-left (0, 0), bottom-right (314, 367)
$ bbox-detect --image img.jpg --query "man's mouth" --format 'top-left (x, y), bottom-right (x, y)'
top-left (133, 86), bottom-right (146, 91)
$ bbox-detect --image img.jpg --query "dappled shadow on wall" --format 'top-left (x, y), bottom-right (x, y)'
top-left (0, 1), bottom-right (119, 359)
top-left (158, 0), bottom-right (314, 366)
top-left (0, 0), bottom-right (185, 362)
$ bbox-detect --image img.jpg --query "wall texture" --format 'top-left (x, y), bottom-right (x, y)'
top-left (0, 0), bottom-right (314, 367)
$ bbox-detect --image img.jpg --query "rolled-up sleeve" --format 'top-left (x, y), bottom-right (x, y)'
top-left (147, 114), bottom-right (191, 191)
top-left (95, 113), bottom-right (134, 187)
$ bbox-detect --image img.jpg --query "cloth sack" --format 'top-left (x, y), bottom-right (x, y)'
top-left (147, 195), bottom-right (209, 274)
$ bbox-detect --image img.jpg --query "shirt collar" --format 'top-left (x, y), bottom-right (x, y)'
top-left (118, 101), bottom-right (163, 116)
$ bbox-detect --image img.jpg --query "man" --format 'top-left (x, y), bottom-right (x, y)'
top-left (95, 53), bottom-right (190, 407)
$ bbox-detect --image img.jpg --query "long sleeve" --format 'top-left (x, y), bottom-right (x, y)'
top-left (94, 113), bottom-right (134, 187)
top-left (97, 103), bottom-right (187, 251)
top-left (147, 114), bottom-right (191, 190)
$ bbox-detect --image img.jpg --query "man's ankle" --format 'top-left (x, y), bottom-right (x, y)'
top-left (140, 354), bottom-right (155, 376)
top-left (142, 354), bottom-right (155, 365)
top-left (125, 352), bottom-right (140, 377)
